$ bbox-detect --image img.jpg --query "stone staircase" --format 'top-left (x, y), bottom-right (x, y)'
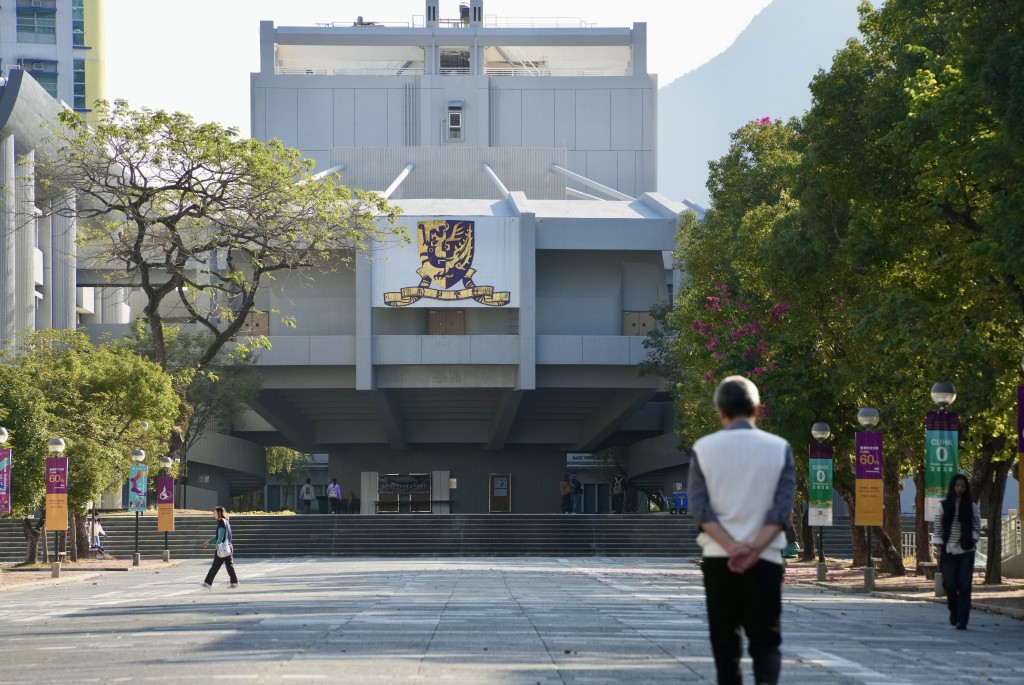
top-left (1, 514), bottom-right (704, 562)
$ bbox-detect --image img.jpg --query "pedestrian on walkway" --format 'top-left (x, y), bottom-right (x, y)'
top-left (688, 375), bottom-right (795, 685)
top-left (611, 473), bottom-right (628, 514)
top-left (570, 473), bottom-right (583, 514)
top-left (89, 512), bottom-right (106, 554)
top-left (939, 473), bottom-right (980, 629)
top-left (300, 479), bottom-right (315, 514)
top-left (200, 506), bottom-right (239, 589)
top-left (559, 473), bottom-right (572, 514)
top-left (327, 477), bottom-right (342, 514)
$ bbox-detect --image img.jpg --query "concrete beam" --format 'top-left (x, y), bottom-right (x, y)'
top-left (248, 390), bottom-right (317, 453)
top-left (573, 390), bottom-right (657, 451)
top-left (486, 389), bottom-right (523, 451)
top-left (370, 390), bottom-right (407, 451)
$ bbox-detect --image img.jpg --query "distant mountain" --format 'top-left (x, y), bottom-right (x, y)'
top-left (657, 0), bottom-right (863, 207)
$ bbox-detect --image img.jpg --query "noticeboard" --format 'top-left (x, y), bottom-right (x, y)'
top-left (488, 473), bottom-right (511, 513)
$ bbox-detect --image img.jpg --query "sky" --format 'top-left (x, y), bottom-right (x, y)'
top-left (104, 0), bottom-right (773, 137)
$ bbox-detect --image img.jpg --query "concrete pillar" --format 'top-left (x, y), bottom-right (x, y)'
top-left (0, 135), bottom-right (15, 346)
top-left (517, 211), bottom-right (536, 390)
top-left (50, 192), bottom-right (77, 330)
top-left (355, 249), bottom-right (373, 391)
top-left (36, 210), bottom-right (52, 329)
top-left (98, 286), bottom-right (130, 324)
top-left (14, 150), bottom-right (36, 343)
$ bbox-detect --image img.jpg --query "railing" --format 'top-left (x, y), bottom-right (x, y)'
top-left (485, 66), bottom-right (632, 77)
top-left (275, 66), bottom-right (426, 76)
top-left (483, 16), bottom-right (597, 28)
top-left (901, 532), bottom-right (916, 559)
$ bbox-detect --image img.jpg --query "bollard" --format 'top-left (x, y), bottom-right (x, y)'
top-left (132, 552), bottom-right (141, 567)
top-left (816, 563), bottom-right (827, 581)
top-left (934, 571), bottom-right (945, 597)
top-left (51, 561), bottom-right (61, 578)
top-left (863, 566), bottom-right (875, 591)
top-left (162, 549), bottom-right (170, 562)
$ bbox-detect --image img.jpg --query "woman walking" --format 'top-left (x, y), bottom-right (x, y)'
top-left (201, 506), bottom-right (239, 589)
top-left (939, 474), bottom-right (980, 629)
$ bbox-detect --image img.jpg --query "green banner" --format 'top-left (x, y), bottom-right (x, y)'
top-left (808, 444), bottom-right (833, 526)
top-left (925, 421), bottom-right (958, 521)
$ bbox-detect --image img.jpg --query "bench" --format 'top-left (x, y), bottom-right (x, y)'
top-left (917, 561), bottom-right (939, 580)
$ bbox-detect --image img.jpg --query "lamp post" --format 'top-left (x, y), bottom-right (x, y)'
top-left (130, 448), bottom-right (146, 567)
top-left (927, 382), bottom-right (957, 597)
top-left (856, 407), bottom-right (881, 590)
top-left (46, 438), bottom-right (67, 577)
top-left (159, 455), bottom-right (173, 562)
top-left (810, 422), bottom-right (832, 581)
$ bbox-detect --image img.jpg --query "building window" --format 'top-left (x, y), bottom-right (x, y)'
top-left (447, 101), bottom-right (463, 142)
top-left (73, 59), bottom-right (87, 110)
top-left (34, 73), bottom-right (58, 99)
top-left (17, 9), bottom-right (58, 44)
top-left (72, 0), bottom-right (86, 47)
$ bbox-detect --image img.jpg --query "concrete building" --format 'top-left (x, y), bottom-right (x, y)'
top-left (241, 2), bottom-right (689, 514)
top-left (0, 0), bottom-right (104, 120)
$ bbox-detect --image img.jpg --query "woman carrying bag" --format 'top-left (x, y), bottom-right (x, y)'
top-left (201, 506), bottom-right (239, 589)
top-left (938, 474), bottom-right (980, 629)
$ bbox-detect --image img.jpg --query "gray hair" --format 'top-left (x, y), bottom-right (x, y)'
top-left (713, 375), bottom-right (760, 419)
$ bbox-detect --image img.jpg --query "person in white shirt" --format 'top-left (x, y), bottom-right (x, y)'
top-left (300, 479), bottom-right (315, 514)
top-left (687, 375), bottom-right (795, 685)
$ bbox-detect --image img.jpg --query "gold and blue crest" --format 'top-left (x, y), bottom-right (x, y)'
top-left (384, 219), bottom-right (509, 307)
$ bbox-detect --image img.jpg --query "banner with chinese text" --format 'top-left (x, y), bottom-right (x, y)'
top-left (0, 448), bottom-right (11, 515)
top-left (157, 475), bottom-right (175, 532)
top-left (128, 463), bottom-right (149, 513)
top-left (855, 432), bottom-right (883, 527)
top-left (45, 456), bottom-right (68, 532)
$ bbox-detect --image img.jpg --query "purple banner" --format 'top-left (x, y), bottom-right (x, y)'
top-left (926, 410), bottom-right (960, 432)
top-left (809, 444), bottom-right (834, 460)
top-left (1017, 387), bottom-right (1024, 454)
top-left (0, 447), bottom-right (11, 514)
top-left (855, 432), bottom-right (883, 479)
top-left (46, 457), bottom-right (69, 495)
top-left (156, 476), bottom-right (175, 506)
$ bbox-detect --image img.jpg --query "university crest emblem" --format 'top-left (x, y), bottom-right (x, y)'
top-left (384, 220), bottom-right (510, 307)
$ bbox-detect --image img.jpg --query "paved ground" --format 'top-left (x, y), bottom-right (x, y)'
top-left (0, 557), bottom-right (1021, 684)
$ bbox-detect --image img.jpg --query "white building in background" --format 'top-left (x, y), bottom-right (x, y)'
top-left (238, 1), bottom-right (692, 514)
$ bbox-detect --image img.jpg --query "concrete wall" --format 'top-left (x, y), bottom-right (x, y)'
top-left (266, 266), bottom-right (357, 336)
top-left (535, 251), bottom-right (666, 335)
top-left (254, 79), bottom-right (655, 196)
top-left (331, 444), bottom-right (572, 514)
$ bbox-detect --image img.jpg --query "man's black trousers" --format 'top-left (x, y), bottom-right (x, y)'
top-left (701, 557), bottom-right (783, 685)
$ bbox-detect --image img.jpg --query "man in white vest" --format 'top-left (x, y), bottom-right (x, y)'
top-left (688, 375), bottom-right (795, 685)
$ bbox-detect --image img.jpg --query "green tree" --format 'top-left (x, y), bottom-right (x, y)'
top-left (0, 365), bottom-right (49, 562)
top-left (2, 330), bottom-right (179, 559)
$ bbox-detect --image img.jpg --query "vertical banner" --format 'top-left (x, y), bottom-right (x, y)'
top-left (808, 444), bottom-right (834, 526)
top-left (128, 463), bottom-right (149, 513)
top-left (157, 475), bottom-right (175, 532)
top-left (0, 447), bottom-right (12, 515)
top-left (925, 411), bottom-right (959, 522)
top-left (45, 456), bottom-right (69, 532)
top-left (855, 432), bottom-right (884, 527)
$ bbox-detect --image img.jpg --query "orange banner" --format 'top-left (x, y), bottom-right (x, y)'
top-left (45, 493), bottom-right (68, 532)
top-left (855, 480), bottom-right (883, 527)
top-left (157, 503), bottom-right (175, 532)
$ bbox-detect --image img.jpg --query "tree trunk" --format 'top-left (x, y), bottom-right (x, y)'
top-left (21, 518), bottom-right (43, 564)
top-left (72, 516), bottom-right (89, 557)
top-left (873, 525), bottom-right (905, 575)
top-left (914, 468), bottom-right (931, 568)
top-left (971, 436), bottom-right (1010, 585)
top-left (799, 504), bottom-right (816, 562)
top-left (882, 447), bottom-right (904, 568)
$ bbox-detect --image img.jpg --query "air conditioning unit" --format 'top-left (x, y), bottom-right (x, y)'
top-left (31, 0), bottom-right (43, 7)
top-left (33, 63), bottom-right (45, 71)
top-left (447, 111), bottom-right (462, 129)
